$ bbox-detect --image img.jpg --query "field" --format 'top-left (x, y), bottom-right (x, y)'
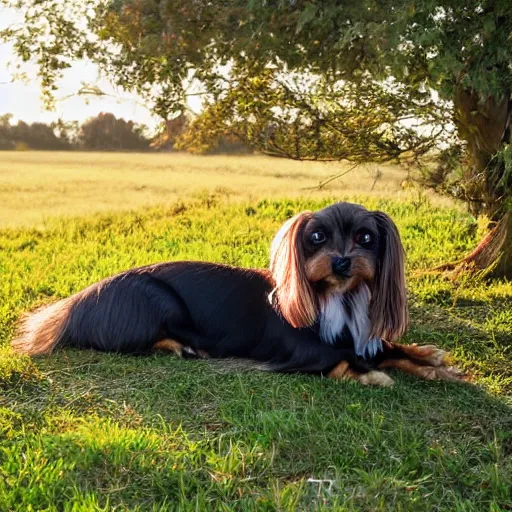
top-left (0, 151), bottom-right (456, 229)
top-left (0, 152), bottom-right (511, 511)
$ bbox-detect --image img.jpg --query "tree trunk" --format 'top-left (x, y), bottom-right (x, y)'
top-left (453, 87), bottom-right (511, 220)
top-left (440, 87), bottom-right (512, 279)
top-left (431, 213), bottom-right (512, 279)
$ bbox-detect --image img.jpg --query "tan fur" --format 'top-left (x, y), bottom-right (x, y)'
top-left (152, 338), bottom-right (185, 356)
top-left (377, 358), bottom-right (464, 382)
top-left (378, 340), bottom-right (464, 381)
top-left (327, 360), bottom-right (351, 379)
top-left (305, 251), bottom-right (335, 282)
top-left (328, 361), bottom-right (395, 387)
top-left (306, 251), bottom-right (376, 299)
top-left (270, 211), bottom-right (318, 328)
top-left (384, 341), bottom-right (448, 366)
top-left (351, 256), bottom-right (376, 283)
top-left (152, 339), bottom-right (211, 358)
top-left (12, 298), bottom-right (73, 355)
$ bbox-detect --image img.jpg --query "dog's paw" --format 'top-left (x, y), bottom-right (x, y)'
top-left (404, 344), bottom-right (451, 367)
top-left (415, 345), bottom-right (449, 367)
top-left (328, 363), bottom-right (394, 387)
top-left (417, 364), bottom-right (466, 382)
top-left (358, 371), bottom-right (395, 387)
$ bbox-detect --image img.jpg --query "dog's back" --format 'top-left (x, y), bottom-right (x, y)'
top-left (12, 261), bottom-right (272, 356)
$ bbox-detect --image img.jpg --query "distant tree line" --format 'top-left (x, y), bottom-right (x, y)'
top-left (0, 111), bottom-right (250, 154)
top-left (0, 114), bottom-right (74, 150)
top-left (0, 112), bottom-right (153, 151)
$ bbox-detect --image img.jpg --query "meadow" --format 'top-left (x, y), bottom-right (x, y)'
top-left (0, 151), bottom-right (455, 229)
top-left (0, 152), bottom-right (511, 511)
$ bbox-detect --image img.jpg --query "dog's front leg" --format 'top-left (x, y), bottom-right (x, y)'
top-left (152, 338), bottom-right (209, 359)
top-left (328, 360), bottom-right (395, 387)
top-left (376, 340), bottom-right (466, 382)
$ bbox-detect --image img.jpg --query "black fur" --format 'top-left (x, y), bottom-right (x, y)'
top-left (27, 261), bottom-right (370, 375)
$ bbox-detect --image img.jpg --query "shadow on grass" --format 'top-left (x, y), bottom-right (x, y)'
top-left (2, 314), bottom-right (511, 511)
top-left (1, 274), bottom-right (511, 510)
top-left (406, 300), bottom-right (512, 396)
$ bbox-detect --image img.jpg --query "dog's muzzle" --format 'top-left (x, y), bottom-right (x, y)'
top-left (331, 256), bottom-right (351, 276)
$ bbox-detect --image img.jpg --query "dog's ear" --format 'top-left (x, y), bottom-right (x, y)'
top-left (369, 211), bottom-right (409, 342)
top-left (270, 211), bottom-right (317, 328)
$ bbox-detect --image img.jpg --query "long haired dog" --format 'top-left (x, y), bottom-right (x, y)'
top-left (13, 202), bottom-right (463, 386)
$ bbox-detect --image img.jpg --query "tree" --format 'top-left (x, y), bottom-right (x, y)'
top-left (174, 70), bottom-right (448, 161)
top-left (78, 112), bottom-right (150, 151)
top-left (51, 119), bottom-right (81, 148)
top-left (0, 114), bottom-right (15, 150)
top-left (14, 121), bottom-right (72, 150)
top-left (0, 114), bottom-right (73, 150)
top-left (2, 0), bottom-right (512, 276)
top-left (150, 112), bottom-right (189, 150)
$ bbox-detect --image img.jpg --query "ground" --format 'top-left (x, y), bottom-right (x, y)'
top-left (0, 152), bottom-right (511, 511)
top-left (0, 151), bottom-right (455, 229)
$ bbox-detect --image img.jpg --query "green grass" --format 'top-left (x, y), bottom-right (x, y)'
top-left (0, 176), bottom-right (511, 509)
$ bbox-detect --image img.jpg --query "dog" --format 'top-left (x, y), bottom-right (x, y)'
top-left (13, 202), bottom-right (463, 386)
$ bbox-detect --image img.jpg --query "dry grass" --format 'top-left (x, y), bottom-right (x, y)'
top-left (0, 151), bottom-right (455, 228)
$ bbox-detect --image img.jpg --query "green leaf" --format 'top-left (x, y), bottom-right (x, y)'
top-left (296, 3), bottom-right (318, 34)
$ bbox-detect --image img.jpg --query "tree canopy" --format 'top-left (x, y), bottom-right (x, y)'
top-left (79, 112), bottom-right (150, 150)
top-left (174, 69), bottom-right (449, 162)
top-left (5, 1), bottom-right (510, 105)
top-left (0, 114), bottom-right (74, 150)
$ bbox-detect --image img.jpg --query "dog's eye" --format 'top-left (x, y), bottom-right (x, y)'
top-left (310, 231), bottom-right (327, 245)
top-left (355, 232), bottom-right (373, 247)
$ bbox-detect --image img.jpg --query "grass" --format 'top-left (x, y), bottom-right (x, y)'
top-left (0, 154), bottom-right (511, 511)
top-left (0, 151), bottom-right (458, 229)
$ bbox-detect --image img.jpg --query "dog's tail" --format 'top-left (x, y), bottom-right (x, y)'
top-left (12, 298), bottom-right (73, 355)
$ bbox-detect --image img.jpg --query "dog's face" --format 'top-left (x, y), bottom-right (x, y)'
top-left (270, 202), bottom-right (409, 342)
top-left (302, 203), bottom-right (379, 295)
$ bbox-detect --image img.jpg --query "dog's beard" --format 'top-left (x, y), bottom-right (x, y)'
top-left (318, 282), bottom-right (382, 359)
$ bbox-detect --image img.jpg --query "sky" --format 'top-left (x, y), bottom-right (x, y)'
top-left (0, 7), bottom-right (165, 131)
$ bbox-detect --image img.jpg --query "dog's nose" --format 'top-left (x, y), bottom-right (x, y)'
top-left (332, 256), bottom-right (351, 276)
